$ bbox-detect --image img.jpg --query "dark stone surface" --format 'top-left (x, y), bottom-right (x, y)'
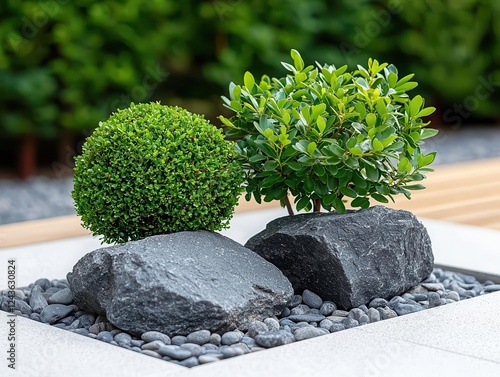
top-left (245, 206), bottom-right (434, 309)
top-left (67, 231), bottom-right (293, 336)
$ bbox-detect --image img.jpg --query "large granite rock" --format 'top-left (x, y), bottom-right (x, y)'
top-left (67, 231), bottom-right (293, 336)
top-left (245, 206), bottom-right (433, 309)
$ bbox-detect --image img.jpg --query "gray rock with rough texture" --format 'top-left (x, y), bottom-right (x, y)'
top-left (245, 206), bottom-right (433, 309)
top-left (68, 231), bottom-right (293, 336)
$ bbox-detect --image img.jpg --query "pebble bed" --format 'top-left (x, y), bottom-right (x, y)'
top-left (1, 268), bottom-right (499, 368)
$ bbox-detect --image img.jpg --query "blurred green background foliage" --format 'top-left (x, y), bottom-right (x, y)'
top-left (0, 0), bottom-right (499, 142)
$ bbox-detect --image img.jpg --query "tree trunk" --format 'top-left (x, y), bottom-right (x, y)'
top-left (18, 135), bottom-right (37, 179)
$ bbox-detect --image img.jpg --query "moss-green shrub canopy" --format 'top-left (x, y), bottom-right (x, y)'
top-left (72, 102), bottom-right (244, 243)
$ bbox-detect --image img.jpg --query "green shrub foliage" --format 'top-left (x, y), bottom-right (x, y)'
top-left (72, 102), bottom-right (244, 243)
top-left (220, 50), bottom-right (438, 214)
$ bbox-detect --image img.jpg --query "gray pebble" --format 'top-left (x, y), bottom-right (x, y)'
top-left (319, 301), bottom-right (337, 316)
top-left (130, 339), bottom-right (145, 347)
top-left (413, 293), bottom-right (428, 301)
top-left (72, 328), bottom-right (89, 336)
top-left (240, 336), bottom-right (256, 348)
top-left (290, 304), bottom-right (310, 315)
top-left (141, 331), bottom-right (171, 345)
top-left (358, 314), bottom-right (370, 325)
top-left (198, 354), bottom-right (223, 364)
top-left (47, 288), bottom-right (73, 305)
top-left (306, 308), bottom-right (322, 315)
top-left (483, 280), bottom-right (496, 286)
top-left (421, 283), bottom-right (445, 291)
top-left (368, 298), bottom-right (389, 308)
top-left (89, 322), bottom-right (114, 334)
top-left (14, 299), bottom-right (32, 316)
top-left (255, 330), bottom-right (295, 348)
top-left (208, 333), bottom-right (221, 346)
top-left (97, 331), bottom-right (113, 343)
top-left (330, 323), bottom-right (345, 332)
top-left (171, 335), bottom-right (187, 346)
top-left (264, 318), bottom-right (280, 332)
top-left (178, 356), bottom-right (199, 367)
top-left (114, 332), bottom-right (132, 346)
top-left (29, 286), bottom-right (48, 313)
top-left (393, 302), bottom-right (423, 315)
top-left (331, 310), bottom-right (349, 317)
top-left (279, 307), bottom-right (291, 317)
top-left (30, 312), bottom-right (41, 322)
top-left (341, 318), bottom-right (359, 329)
top-left (428, 292), bottom-right (442, 308)
top-left (484, 284), bottom-right (500, 293)
top-left (141, 340), bottom-right (166, 351)
top-left (319, 319), bottom-right (334, 330)
top-left (443, 291), bottom-right (460, 301)
top-left (348, 308), bottom-right (365, 321)
top-left (95, 315), bottom-right (108, 324)
top-left (110, 329), bottom-right (122, 336)
top-left (288, 314), bottom-right (325, 323)
top-left (302, 289), bottom-right (323, 309)
top-left (34, 278), bottom-right (51, 291)
top-left (221, 331), bottom-right (243, 345)
top-left (40, 304), bottom-right (73, 324)
top-left (202, 343), bottom-right (219, 352)
top-left (221, 347), bottom-right (245, 358)
top-left (77, 314), bottom-right (95, 329)
top-left (157, 345), bottom-right (192, 360)
top-left (141, 350), bottom-right (162, 359)
top-left (186, 330), bottom-right (210, 345)
top-left (180, 343), bottom-right (204, 357)
top-left (287, 294), bottom-right (302, 308)
top-left (68, 319), bottom-right (81, 330)
top-left (377, 307), bottom-right (398, 320)
top-left (246, 321), bottom-right (268, 338)
top-left (368, 307), bottom-right (380, 322)
top-left (231, 343), bottom-right (251, 354)
top-left (294, 326), bottom-right (329, 341)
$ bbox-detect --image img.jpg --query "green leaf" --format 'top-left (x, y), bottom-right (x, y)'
top-left (420, 152), bottom-right (436, 167)
top-left (375, 99), bottom-right (388, 116)
top-left (290, 49), bottom-right (304, 71)
top-left (349, 147), bottom-right (363, 156)
top-left (396, 82), bottom-right (418, 92)
top-left (317, 116), bottom-right (326, 133)
top-left (249, 154), bottom-right (267, 163)
top-left (372, 138), bottom-right (384, 152)
top-left (311, 103), bottom-right (327, 119)
top-left (264, 160), bottom-right (279, 171)
top-left (340, 187), bottom-right (357, 198)
top-left (387, 72), bottom-right (398, 87)
top-left (409, 95), bottom-right (423, 117)
top-left (365, 164), bottom-right (380, 181)
top-left (324, 193), bottom-right (337, 205)
top-left (355, 102), bottom-right (366, 119)
top-left (304, 175), bottom-right (315, 193)
top-left (307, 141), bottom-right (317, 155)
top-left (333, 197), bottom-right (346, 213)
top-left (371, 193), bottom-right (389, 203)
top-left (296, 197), bottom-right (311, 212)
top-left (254, 140), bottom-right (277, 158)
top-left (352, 196), bottom-right (370, 208)
top-left (417, 107), bottom-right (436, 117)
top-left (345, 157), bottom-right (359, 169)
top-left (366, 113), bottom-right (377, 128)
top-left (421, 128), bottom-right (439, 139)
top-left (397, 157), bottom-right (410, 173)
top-left (404, 184), bottom-right (426, 190)
top-left (244, 71), bottom-right (255, 91)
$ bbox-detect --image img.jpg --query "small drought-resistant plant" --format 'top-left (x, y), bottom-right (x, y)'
top-left (73, 102), bottom-right (244, 244)
top-left (220, 50), bottom-right (438, 214)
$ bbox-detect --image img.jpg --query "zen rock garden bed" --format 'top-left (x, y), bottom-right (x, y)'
top-left (4, 51), bottom-right (499, 369)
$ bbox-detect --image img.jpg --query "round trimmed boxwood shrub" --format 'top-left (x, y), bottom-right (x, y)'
top-left (72, 102), bottom-right (244, 244)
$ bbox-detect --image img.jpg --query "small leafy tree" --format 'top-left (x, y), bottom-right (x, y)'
top-left (220, 50), bottom-right (438, 215)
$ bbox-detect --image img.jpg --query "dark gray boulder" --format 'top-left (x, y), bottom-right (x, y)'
top-left (67, 231), bottom-right (293, 336)
top-left (245, 206), bottom-right (433, 309)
